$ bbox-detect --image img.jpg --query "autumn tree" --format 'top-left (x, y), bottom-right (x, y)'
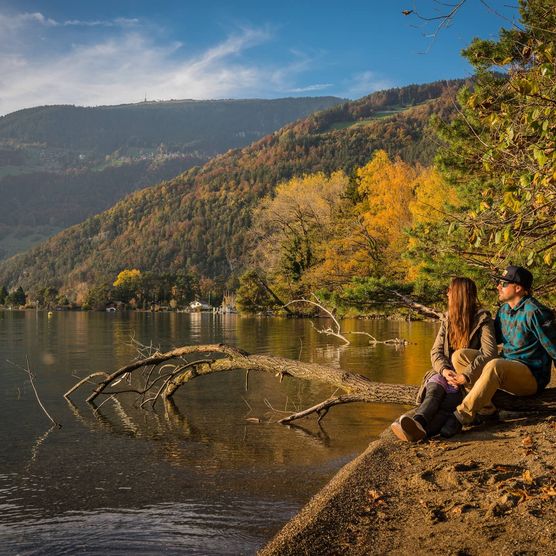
top-left (433, 0), bottom-right (556, 299)
top-left (113, 269), bottom-right (143, 305)
top-left (249, 171), bottom-right (349, 298)
top-left (354, 150), bottom-right (416, 279)
top-left (405, 166), bottom-right (464, 290)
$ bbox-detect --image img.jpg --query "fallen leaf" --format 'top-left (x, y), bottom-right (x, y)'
top-left (540, 486), bottom-right (556, 497)
top-left (522, 436), bottom-right (534, 447)
top-left (522, 470), bottom-right (535, 484)
top-left (368, 489), bottom-right (383, 501)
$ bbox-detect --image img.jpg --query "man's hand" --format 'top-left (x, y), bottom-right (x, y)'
top-left (442, 369), bottom-right (467, 387)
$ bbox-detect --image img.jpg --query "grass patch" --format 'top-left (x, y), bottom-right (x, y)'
top-left (325, 102), bottom-right (434, 132)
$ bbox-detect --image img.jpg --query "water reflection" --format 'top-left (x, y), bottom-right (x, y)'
top-left (0, 311), bottom-right (438, 554)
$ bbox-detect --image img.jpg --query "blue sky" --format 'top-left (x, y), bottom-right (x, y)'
top-left (0, 1), bottom-right (520, 115)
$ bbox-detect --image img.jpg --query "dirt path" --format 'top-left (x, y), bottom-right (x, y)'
top-left (261, 413), bottom-right (556, 555)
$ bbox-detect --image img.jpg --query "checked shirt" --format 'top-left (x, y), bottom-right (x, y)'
top-left (494, 295), bottom-right (556, 390)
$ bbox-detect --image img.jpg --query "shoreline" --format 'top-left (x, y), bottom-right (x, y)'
top-left (0, 306), bottom-right (436, 322)
top-left (261, 410), bottom-right (556, 555)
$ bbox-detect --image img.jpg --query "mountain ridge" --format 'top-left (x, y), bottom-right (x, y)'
top-left (0, 79), bottom-right (466, 295)
top-left (0, 96), bottom-right (345, 154)
top-left (0, 96), bottom-right (344, 259)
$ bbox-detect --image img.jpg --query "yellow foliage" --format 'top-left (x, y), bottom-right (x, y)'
top-left (251, 154), bottom-right (459, 292)
top-left (409, 166), bottom-right (460, 226)
top-left (265, 171), bottom-right (349, 224)
top-left (252, 170), bottom-right (350, 279)
top-left (113, 269), bottom-right (142, 287)
top-left (355, 150), bottom-right (416, 275)
top-left (406, 166), bottom-right (460, 280)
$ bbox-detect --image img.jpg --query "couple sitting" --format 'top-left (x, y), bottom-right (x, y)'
top-left (391, 266), bottom-right (556, 442)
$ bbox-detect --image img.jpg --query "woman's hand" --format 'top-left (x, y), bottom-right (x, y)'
top-left (442, 369), bottom-right (467, 387)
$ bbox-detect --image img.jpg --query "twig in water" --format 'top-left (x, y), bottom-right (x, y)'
top-left (284, 295), bottom-right (350, 344)
top-left (92, 394), bottom-right (117, 415)
top-left (7, 357), bottom-right (61, 428)
top-left (347, 331), bottom-right (409, 346)
top-left (242, 396), bottom-right (253, 418)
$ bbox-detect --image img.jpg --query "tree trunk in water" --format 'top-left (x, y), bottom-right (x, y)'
top-left (65, 344), bottom-right (556, 421)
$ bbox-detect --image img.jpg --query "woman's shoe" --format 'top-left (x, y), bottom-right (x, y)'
top-left (390, 414), bottom-right (426, 442)
top-left (440, 413), bottom-right (463, 438)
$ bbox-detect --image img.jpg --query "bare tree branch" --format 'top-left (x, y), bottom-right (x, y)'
top-left (284, 296), bottom-right (350, 344)
top-left (386, 290), bottom-right (444, 319)
top-left (66, 344), bottom-right (556, 429)
top-left (8, 358), bottom-right (61, 428)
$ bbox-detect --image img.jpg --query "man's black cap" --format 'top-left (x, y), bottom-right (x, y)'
top-left (492, 265), bottom-right (533, 289)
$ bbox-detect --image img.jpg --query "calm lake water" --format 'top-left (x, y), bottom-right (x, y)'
top-left (0, 311), bottom-right (438, 555)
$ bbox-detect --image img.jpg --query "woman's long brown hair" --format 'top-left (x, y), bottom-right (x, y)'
top-left (447, 277), bottom-right (479, 350)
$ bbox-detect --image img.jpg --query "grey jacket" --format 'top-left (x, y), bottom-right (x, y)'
top-left (430, 309), bottom-right (498, 384)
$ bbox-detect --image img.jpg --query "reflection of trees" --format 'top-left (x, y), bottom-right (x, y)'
top-left (66, 395), bottom-right (335, 471)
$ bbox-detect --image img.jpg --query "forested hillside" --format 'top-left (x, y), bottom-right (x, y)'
top-left (0, 156), bottom-right (204, 259)
top-left (0, 80), bottom-right (463, 298)
top-left (0, 96), bottom-right (343, 258)
top-left (236, 0), bottom-right (556, 311)
top-left (0, 97), bottom-right (344, 156)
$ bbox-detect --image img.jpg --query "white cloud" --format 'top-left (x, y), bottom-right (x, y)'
top-left (0, 11), bottom-right (138, 30)
top-left (0, 11), bottom-right (54, 33)
top-left (288, 83), bottom-right (333, 93)
top-left (61, 17), bottom-right (140, 27)
top-left (340, 70), bottom-right (394, 99)
top-left (0, 11), bottom-right (329, 115)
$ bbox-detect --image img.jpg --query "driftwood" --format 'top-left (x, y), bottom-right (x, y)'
top-left (284, 296), bottom-right (409, 346)
top-left (65, 343), bottom-right (556, 423)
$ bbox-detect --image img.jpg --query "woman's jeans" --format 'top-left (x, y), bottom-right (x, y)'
top-left (414, 382), bottom-right (463, 437)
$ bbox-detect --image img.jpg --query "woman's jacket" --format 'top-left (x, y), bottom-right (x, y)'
top-left (430, 309), bottom-right (498, 385)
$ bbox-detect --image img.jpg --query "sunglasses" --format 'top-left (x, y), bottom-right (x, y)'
top-left (498, 280), bottom-right (514, 288)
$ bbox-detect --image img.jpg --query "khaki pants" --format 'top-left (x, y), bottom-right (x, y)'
top-left (452, 348), bottom-right (497, 415)
top-left (456, 358), bottom-right (537, 424)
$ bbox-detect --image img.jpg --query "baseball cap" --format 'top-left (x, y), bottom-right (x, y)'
top-left (492, 265), bottom-right (533, 290)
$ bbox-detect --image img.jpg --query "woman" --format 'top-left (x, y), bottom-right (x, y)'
top-left (391, 277), bottom-right (497, 442)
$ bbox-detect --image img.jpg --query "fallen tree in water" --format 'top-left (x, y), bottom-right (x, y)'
top-left (65, 343), bottom-right (556, 423)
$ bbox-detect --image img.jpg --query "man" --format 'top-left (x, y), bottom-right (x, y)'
top-left (441, 265), bottom-right (556, 437)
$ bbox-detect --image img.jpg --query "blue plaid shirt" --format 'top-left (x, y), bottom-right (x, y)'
top-left (494, 295), bottom-right (556, 390)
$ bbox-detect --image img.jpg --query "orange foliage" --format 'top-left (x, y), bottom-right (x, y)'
top-left (355, 150), bottom-right (416, 276)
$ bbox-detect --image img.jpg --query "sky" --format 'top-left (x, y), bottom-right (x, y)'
top-left (0, 0), bottom-right (521, 116)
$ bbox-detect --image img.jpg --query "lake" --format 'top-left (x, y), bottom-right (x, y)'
top-left (0, 311), bottom-right (438, 555)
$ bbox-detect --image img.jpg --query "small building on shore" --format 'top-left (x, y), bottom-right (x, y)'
top-left (189, 300), bottom-right (212, 312)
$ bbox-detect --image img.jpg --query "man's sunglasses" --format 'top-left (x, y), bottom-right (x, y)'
top-left (498, 280), bottom-right (514, 288)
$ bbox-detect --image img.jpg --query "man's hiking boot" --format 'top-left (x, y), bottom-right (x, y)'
top-left (390, 414), bottom-right (426, 442)
top-left (472, 410), bottom-right (500, 426)
top-left (440, 413), bottom-right (463, 438)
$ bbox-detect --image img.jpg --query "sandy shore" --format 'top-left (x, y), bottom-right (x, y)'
top-left (261, 410), bottom-right (556, 555)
